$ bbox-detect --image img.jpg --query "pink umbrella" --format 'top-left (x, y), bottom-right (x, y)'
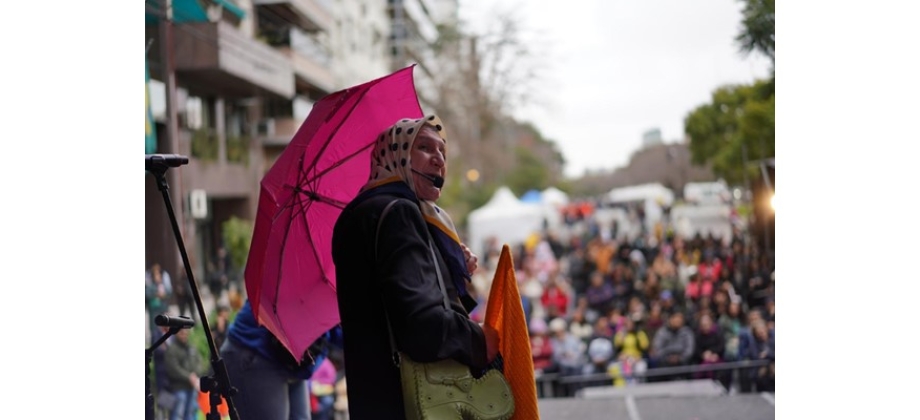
top-left (245, 65), bottom-right (423, 360)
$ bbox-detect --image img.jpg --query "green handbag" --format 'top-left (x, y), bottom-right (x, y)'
top-left (377, 199), bottom-right (515, 420)
top-left (397, 352), bottom-right (514, 420)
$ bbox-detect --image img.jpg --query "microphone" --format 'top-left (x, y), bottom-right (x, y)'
top-left (146, 154), bottom-right (189, 171)
top-left (155, 314), bottom-right (195, 329)
top-left (411, 169), bottom-right (444, 189)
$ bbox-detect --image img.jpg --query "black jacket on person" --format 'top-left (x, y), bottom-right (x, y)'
top-left (332, 192), bottom-right (488, 420)
top-left (693, 327), bottom-right (726, 363)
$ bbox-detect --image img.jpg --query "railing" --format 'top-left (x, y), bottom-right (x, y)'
top-left (535, 359), bottom-right (773, 398)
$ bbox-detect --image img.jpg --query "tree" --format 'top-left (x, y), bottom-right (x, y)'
top-left (736, 0), bottom-right (774, 66)
top-left (428, 10), bottom-right (564, 226)
top-left (684, 0), bottom-right (774, 186)
top-left (684, 79), bottom-right (774, 186)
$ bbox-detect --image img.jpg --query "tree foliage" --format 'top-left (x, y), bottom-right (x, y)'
top-left (685, 0), bottom-right (775, 187)
top-left (222, 216), bottom-right (253, 273)
top-left (736, 0), bottom-right (775, 65)
top-left (684, 79), bottom-right (774, 186)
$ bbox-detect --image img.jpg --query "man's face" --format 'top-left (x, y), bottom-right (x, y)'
top-left (410, 127), bottom-right (446, 202)
top-left (669, 313), bottom-right (684, 329)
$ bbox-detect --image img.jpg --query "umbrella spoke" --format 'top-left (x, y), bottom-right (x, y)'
top-left (301, 141), bottom-right (376, 188)
top-left (300, 86), bottom-right (375, 193)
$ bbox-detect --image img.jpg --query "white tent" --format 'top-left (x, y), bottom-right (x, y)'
top-left (539, 187), bottom-right (570, 230)
top-left (607, 183), bottom-right (675, 235)
top-left (467, 187), bottom-right (546, 258)
top-left (607, 183), bottom-right (675, 206)
top-left (541, 187), bottom-right (569, 207)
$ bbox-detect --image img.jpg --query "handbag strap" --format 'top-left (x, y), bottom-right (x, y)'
top-left (375, 198), bottom-right (451, 367)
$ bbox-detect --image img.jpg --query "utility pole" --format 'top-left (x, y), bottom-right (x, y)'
top-left (159, 0), bottom-right (186, 277)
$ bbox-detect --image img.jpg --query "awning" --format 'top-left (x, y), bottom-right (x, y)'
top-left (146, 0), bottom-right (246, 24)
top-left (212, 0), bottom-right (246, 20)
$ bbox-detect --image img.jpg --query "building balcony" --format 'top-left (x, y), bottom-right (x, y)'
top-left (283, 28), bottom-right (335, 96)
top-left (253, 0), bottom-right (333, 32)
top-left (169, 21), bottom-right (295, 99)
top-left (257, 116), bottom-right (304, 146)
top-left (181, 129), bottom-right (259, 198)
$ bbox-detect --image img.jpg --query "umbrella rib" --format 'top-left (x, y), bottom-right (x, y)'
top-left (271, 190), bottom-right (333, 316)
top-left (272, 198), bottom-right (305, 315)
top-left (301, 142), bottom-right (376, 190)
top-left (296, 190), bottom-right (333, 290)
top-left (299, 86), bottom-right (375, 195)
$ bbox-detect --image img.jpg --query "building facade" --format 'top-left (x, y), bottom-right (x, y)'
top-left (145, 0), bottom-right (457, 284)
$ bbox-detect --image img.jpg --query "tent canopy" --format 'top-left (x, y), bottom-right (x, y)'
top-left (608, 183), bottom-right (675, 206)
top-left (467, 187), bottom-right (545, 258)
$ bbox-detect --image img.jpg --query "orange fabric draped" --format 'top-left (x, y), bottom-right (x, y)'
top-left (484, 245), bottom-right (540, 420)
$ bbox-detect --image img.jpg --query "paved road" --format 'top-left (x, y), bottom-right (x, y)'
top-left (538, 380), bottom-right (774, 420)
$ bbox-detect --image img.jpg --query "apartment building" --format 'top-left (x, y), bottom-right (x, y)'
top-left (145, 0), bottom-right (455, 283)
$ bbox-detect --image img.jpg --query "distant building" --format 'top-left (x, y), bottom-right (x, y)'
top-left (608, 142), bottom-right (717, 198)
top-left (642, 128), bottom-right (663, 148)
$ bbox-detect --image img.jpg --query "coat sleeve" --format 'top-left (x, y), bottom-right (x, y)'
top-left (375, 199), bottom-right (488, 370)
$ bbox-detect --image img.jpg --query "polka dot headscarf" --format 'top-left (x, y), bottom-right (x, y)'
top-left (364, 114), bottom-right (447, 197)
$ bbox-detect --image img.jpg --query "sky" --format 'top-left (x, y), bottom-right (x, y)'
top-left (458, 0), bottom-right (773, 179)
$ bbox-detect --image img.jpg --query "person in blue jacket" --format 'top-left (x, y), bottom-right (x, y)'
top-left (220, 299), bottom-right (342, 420)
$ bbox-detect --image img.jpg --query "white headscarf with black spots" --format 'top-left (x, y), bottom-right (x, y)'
top-left (362, 115), bottom-right (463, 245)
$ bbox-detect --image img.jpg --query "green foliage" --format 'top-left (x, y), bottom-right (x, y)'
top-left (226, 135), bottom-right (250, 165)
top-left (188, 323), bottom-right (212, 371)
top-left (191, 129), bottom-right (218, 161)
top-left (505, 145), bottom-right (550, 196)
top-left (221, 216), bottom-right (253, 273)
top-left (684, 78), bottom-right (774, 186)
top-left (736, 0), bottom-right (775, 65)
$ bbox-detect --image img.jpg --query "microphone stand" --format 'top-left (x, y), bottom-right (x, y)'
top-left (146, 326), bottom-right (181, 420)
top-left (147, 161), bottom-right (240, 420)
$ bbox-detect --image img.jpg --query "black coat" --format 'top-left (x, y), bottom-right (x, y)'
top-left (332, 193), bottom-right (488, 420)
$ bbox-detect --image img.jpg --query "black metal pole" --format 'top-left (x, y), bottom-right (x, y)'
top-left (147, 326), bottom-right (182, 420)
top-left (148, 163), bottom-right (240, 420)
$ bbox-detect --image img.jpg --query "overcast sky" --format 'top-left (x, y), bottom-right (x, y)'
top-left (458, 0), bottom-right (773, 179)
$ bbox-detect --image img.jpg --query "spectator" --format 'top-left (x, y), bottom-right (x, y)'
top-left (146, 263), bottom-right (173, 341)
top-left (207, 247), bottom-right (231, 307)
top-left (172, 271), bottom-right (195, 322)
top-left (549, 317), bottom-right (586, 377)
top-left (584, 336), bottom-right (614, 375)
top-left (650, 311), bottom-right (695, 382)
top-left (697, 249), bottom-right (723, 284)
top-left (310, 357), bottom-right (337, 420)
top-left (209, 305), bottom-right (231, 353)
top-left (740, 319), bottom-right (774, 392)
top-left (643, 301), bottom-right (666, 339)
top-left (719, 301), bottom-right (745, 361)
top-left (164, 328), bottom-right (205, 420)
top-left (685, 267), bottom-right (714, 305)
top-left (584, 270), bottom-right (616, 317)
top-left (568, 306), bottom-right (595, 344)
top-left (529, 317), bottom-right (555, 374)
top-left (549, 317), bottom-right (587, 396)
top-left (541, 275), bottom-right (571, 320)
top-left (613, 317), bottom-right (650, 384)
top-left (692, 312), bottom-right (729, 389)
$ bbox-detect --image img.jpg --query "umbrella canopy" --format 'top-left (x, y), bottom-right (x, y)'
top-left (245, 65), bottom-right (424, 360)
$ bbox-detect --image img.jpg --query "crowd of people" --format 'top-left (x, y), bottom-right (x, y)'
top-left (146, 203), bottom-right (774, 419)
top-left (468, 209), bottom-right (775, 397)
